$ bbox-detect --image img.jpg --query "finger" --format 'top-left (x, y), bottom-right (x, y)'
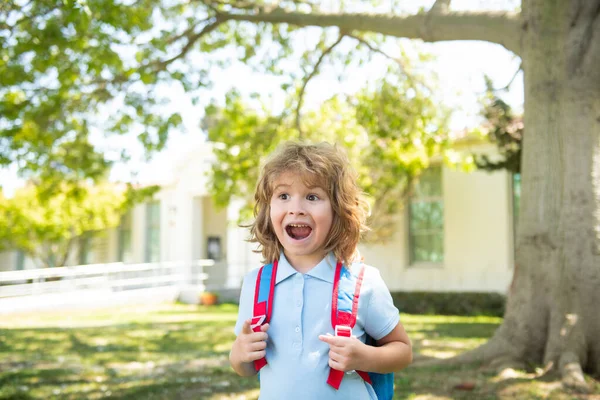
top-left (318, 334), bottom-right (338, 345)
top-left (260, 323), bottom-right (270, 332)
top-left (329, 349), bottom-right (342, 362)
top-left (319, 334), bottom-right (344, 348)
top-left (246, 350), bottom-right (266, 362)
top-left (242, 319), bottom-right (253, 334)
top-left (328, 358), bottom-right (343, 371)
top-left (250, 340), bottom-right (267, 351)
top-left (328, 353), bottom-right (350, 372)
top-left (251, 331), bottom-right (268, 342)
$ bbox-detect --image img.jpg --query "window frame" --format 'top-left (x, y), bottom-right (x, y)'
top-left (16, 250), bottom-right (25, 270)
top-left (118, 212), bottom-right (133, 263)
top-left (78, 234), bottom-right (92, 265)
top-left (407, 165), bottom-right (445, 267)
top-left (144, 201), bottom-right (161, 263)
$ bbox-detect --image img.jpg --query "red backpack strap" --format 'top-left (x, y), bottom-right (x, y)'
top-left (327, 261), bottom-right (372, 389)
top-left (252, 259), bottom-right (278, 371)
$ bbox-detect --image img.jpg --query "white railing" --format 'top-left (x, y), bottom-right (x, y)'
top-left (0, 260), bottom-right (214, 298)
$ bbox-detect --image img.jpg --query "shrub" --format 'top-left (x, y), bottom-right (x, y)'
top-left (390, 291), bottom-right (505, 317)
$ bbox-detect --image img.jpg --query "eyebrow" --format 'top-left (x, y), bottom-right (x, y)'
top-left (273, 183), bottom-right (326, 192)
top-left (273, 183), bottom-right (291, 191)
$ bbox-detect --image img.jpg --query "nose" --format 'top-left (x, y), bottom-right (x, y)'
top-left (287, 198), bottom-right (306, 215)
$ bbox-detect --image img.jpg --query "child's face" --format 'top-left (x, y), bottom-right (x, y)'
top-left (269, 171), bottom-right (334, 269)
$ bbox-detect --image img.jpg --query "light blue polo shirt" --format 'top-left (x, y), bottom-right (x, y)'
top-left (234, 252), bottom-right (400, 400)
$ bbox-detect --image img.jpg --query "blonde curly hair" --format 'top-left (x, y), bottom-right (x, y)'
top-left (248, 141), bottom-right (370, 267)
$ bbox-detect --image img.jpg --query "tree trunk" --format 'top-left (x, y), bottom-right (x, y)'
top-left (451, 0), bottom-right (600, 390)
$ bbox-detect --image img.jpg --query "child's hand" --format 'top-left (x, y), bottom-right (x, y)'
top-left (234, 319), bottom-right (270, 363)
top-left (318, 333), bottom-right (367, 372)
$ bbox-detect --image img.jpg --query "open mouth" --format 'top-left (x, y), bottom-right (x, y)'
top-left (285, 223), bottom-right (313, 240)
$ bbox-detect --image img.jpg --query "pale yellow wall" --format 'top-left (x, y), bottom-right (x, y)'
top-left (202, 196), bottom-right (228, 258)
top-left (106, 227), bottom-right (119, 263)
top-left (132, 202), bottom-right (147, 263)
top-left (91, 234), bottom-right (111, 263)
top-left (202, 196), bottom-right (228, 288)
top-left (360, 166), bottom-right (515, 294)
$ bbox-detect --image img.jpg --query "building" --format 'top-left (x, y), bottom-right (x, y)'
top-left (0, 140), bottom-right (520, 296)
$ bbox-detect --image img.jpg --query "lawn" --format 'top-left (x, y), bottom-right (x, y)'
top-left (0, 303), bottom-right (598, 399)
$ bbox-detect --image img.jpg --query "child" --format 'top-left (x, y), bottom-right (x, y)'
top-left (230, 141), bottom-right (412, 399)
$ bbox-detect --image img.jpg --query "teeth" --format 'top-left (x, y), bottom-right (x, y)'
top-left (289, 224), bottom-right (309, 228)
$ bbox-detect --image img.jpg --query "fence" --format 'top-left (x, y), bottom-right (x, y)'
top-left (0, 260), bottom-right (214, 313)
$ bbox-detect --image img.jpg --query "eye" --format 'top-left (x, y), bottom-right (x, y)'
top-left (307, 194), bottom-right (319, 201)
top-left (278, 193), bottom-right (289, 200)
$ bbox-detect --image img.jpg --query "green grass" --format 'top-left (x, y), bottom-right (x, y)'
top-left (0, 303), bottom-right (598, 399)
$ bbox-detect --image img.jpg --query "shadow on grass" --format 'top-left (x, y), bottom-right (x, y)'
top-left (406, 321), bottom-right (501, 339)
top-left (100, 368), bottom-right (260, 400)
top-left (396, 367), bottom-right (541, 400)
top-left (1, 319), bottom-right (234, 358)
top-left (0, 315), bottom-right (240, 398)
top-left (0, 367), bottom-right (87, 388)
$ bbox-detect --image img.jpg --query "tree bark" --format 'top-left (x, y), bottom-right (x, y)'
top-left (510, 0), bottom-right (600, 388)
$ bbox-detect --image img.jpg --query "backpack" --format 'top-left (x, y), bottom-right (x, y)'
top-left (251, 259), bottom-right (395, 400)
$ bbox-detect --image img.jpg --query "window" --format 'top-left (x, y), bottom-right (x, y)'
top-left (118, 212), bottom-right (133, 263)
top-left (79, 234), bottom-right (93, 265)
top-left (145, 201), bottom-right (161, 263)
top-left (207, 236), bottom-right (222, 261)
top-left (409, 166), bottom-right (444, 264)
top-left (16, 251), bottom-right (25, 270)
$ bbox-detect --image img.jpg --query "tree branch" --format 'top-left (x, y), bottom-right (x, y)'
top-left (346, 33), bottom-right (407, 70)
top-left (216, 8), bottom-right (522, 55)
top-left (430, 0), bottom-right (451, 14)
top-left (346, 33), bottom-right (431, 93)
top-left (165, 25), bottom-right (198, 46)
top-left (491, 62), bottom-right (522, 92)
top-left (199, 0), bottom-right (262, 12)
top-left (295, 33), bottom-right (345, 138)
top-left (152, 17), bottom-right (225, 71)
top-left (0, 3), bottom-right (60, 34)
top-left (85, 17), bottom-right (224, 99)
top-left (57, 237), bottom-right (74, 268)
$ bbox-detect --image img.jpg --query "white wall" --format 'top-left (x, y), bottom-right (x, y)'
top-left (220, 200), bottom-right (263, 289)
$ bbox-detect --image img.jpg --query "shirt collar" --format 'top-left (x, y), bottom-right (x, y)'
top-left (274, 253), bottom-right (297, 284)
top-left (275, 252), bottom-right (338, 284)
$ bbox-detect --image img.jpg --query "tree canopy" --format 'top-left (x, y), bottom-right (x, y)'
top-left (1, 0), bottom-right (489, 187)
top-left (2, 0), bottom-right (460, 240)
top-left (0, 180), bottom-right (157, 268)
top-left (205, 71), bottom-right (451, 239)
